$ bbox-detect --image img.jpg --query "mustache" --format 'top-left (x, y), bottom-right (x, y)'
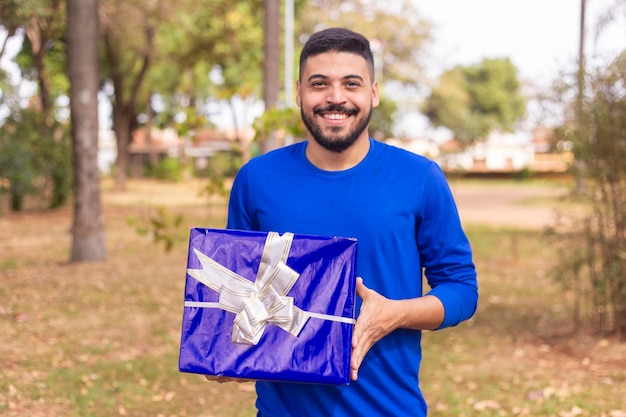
top-left (313, 104), bottom-right (358, 115)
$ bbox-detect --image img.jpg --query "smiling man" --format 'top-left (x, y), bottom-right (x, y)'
top-left (298, 47), bottom-right (378, 160)
top-left (224, 27), bottom-right (478, 416)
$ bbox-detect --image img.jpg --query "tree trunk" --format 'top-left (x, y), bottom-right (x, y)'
top-left (67, 0), bottom-right (107, 262)
top-left (113, 104), bottom-right (133, 191)
top-left (102, 24), bottom-right (154, 191)
top-left (146, 93), bottom-right (158, 168)
top-left (574, 0), bottom-right (587, 193)
top-left (262, 0), bottom-right (280, 153)
top-left (25, 17), bottom-right (52, 121)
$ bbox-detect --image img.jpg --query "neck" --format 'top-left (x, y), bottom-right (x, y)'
top-left (305, 134), bottom-right (370, 171)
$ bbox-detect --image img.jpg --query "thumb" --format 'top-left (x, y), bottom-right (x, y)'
top-left (356, 277), bottom-right (368, 299)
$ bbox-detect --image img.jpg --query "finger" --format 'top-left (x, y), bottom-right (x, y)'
top-left (350, 330), bottom-right (366, 376)
top-left (350, 351), bottom-right (361, 381)
top-left (204, 375), bottom-right (251, 384)
top-left (351, 367), bottom-right (359, 381)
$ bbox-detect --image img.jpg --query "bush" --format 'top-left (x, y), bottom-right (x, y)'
top-left (551, 52), bottom-right (626, 340)
top-left (147, 157), bottom-right (185, 182)
top-left (0, 108), bottom-right (72, 211)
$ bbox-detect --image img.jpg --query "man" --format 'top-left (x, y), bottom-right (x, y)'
top-left (225, 27), bottom-right (478, 416)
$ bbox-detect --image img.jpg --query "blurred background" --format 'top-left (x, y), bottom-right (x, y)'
top-left (1, 1), bottom-right (625, 416)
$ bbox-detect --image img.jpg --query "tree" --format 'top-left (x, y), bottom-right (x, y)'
top-left (262, 0), bottom-right (280, 153)
top-left (298, 0), bottom-right (432, 87)
top-left (67, 0), bottom-right (107, 261)
top-left (423, 58), bottom-right (526, 144)
top-left (551, 51), bottom-right (626, 340)
top-left (0, 0), bottom-right (66, 122)
top-left (369, 95), bottom-right (397, 140)
top-left (0, 107), bottom-right (71, 211)
top-left (1, 1), bottom-right (72, 212)
top-left (99, 0), bottom-right (161, 191)
top-left (548, 0), bottom-right (626, 340)
top-left (99, 0), bottom-right (264, 189)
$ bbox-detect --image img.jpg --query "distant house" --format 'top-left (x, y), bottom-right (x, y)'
top-left (125, 126), bottom-right (240, 174)
top-left (185, 127), bottom-right (237, 170)
top-left (528, 126), bottom-right (573, 173)
top-left (128, 127), bottom-right (182, 175)
top-left (384, 137), bottom-right (440, 159)
top-left (437, 131), bottom-right (535, 173)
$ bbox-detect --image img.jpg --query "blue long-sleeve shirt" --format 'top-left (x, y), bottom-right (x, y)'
top-left (227, 138), bottom-right (478, 417)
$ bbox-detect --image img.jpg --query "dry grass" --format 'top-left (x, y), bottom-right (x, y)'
top-left (0, 178), bottom-right (624, 417)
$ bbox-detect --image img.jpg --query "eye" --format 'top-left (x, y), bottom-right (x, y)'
top-left (346, 80), bottom-right (361, 88)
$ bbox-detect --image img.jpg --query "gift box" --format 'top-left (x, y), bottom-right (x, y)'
top-left (178, 228), bottom-right (358, 385)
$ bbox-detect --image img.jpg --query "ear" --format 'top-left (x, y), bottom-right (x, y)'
top-left (371, 81), bottom-right (380, 108)
top-left (296, 80), bottom-right (302, 107)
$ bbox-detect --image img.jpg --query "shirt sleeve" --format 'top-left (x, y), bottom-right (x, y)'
top-left (417, 162), bottom-right (478, 329)
top-left (226, 163), bottom-right (258, 231)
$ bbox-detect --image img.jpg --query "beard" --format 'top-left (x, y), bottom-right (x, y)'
top-left (301, 103), bottom-right (372, 153)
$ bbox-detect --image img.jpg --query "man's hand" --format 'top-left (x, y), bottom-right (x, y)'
top-left (350, 277), bottom-right (402, 381)
top-left (204, 375), bottom-right (254, 383)
top-left (350, 277), bottom-right (446, 381)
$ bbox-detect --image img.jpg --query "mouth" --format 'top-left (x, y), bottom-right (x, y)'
top-left (321, 112), bottom-right (350, 121)
top-left (315, 105), bottom-right (357, 122)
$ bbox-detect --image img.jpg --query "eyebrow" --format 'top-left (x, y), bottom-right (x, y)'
top-left (306, 74), bottom-right (365, 83)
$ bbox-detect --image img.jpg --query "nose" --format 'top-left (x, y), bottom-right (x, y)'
top-left (326, 84), bottom-right (346, 104)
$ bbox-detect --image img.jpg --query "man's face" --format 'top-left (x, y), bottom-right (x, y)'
top-left (297, 51), bottom-right (379, 153)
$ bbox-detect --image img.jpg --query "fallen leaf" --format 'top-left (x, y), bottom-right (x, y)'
top-left (473, 399), bottom-right (501, 411)
top-left (559, 405), bottom-right (585, 417)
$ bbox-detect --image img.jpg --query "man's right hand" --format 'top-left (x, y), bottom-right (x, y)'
top-left (204, 375), bottom-right (254, 383)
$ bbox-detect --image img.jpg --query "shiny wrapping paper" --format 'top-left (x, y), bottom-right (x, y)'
top-left (178, 228), bottom-right (358, 385)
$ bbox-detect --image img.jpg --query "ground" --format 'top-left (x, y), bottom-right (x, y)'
top-left (1, 177), bottom-right (624, 417)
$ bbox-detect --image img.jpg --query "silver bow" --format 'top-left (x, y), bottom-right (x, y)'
top-left (186, 232), bottom-right (310, 345)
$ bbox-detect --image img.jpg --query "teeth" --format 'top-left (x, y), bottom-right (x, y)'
top-left (323, 113), bottom-right (348, 120)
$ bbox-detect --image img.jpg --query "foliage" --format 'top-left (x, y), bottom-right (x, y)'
top-left (298, 0), bottom-right (432, 87)
top-left (423, 58), bottom-right (526, 144)
top-left (0, 1), bottom-right (72, 212)
top-left (550, 51), bottom-right (626, 340)
top-left (131, 0), bottom-right (264, 118)
top-left (369, 94), bottom-right (398, 140)
top-left (145, 157), bottom-right (185, 182)
top-left (42, 117), bottom-right (72, 208)
top-left (96, 0), bottom-right (266, 187)
top-left (0, 107), bottom-right (72, 211)
top-left (1, 0), bottom-right (67, 119)
top-left (253, 107), bottom-right (306, 145)
top-left (14, 23), bottom-right (69, 103)
top-left (128, 206), bottom-right (186, 253)
top-left (0, 119), bottom-right (38, 211)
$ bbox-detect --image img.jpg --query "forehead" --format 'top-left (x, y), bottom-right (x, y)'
top-left (301, 51), bottom-right (372, 82)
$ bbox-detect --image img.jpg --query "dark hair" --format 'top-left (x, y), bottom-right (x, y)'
top-left (299, 28), bottom-right (375, 81)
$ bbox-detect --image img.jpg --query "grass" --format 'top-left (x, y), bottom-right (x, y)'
top-left (422, 225), bottom-right (626, 416)
top-left (0, 178), bottom-right (624, 417)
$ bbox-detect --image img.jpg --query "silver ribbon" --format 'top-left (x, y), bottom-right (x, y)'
top-left (185, 232), bottom-right (311, 345)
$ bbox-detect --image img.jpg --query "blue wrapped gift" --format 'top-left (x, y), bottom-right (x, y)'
top-left (178, 228), bottom-right (358, 385)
